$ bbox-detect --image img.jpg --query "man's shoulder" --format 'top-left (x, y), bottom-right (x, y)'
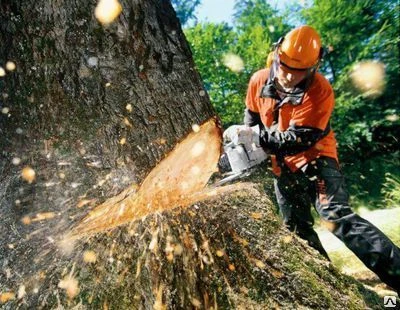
top-left (308, 72), bottom-right (333, 98)
top-left (250, 68), bottom-right (270, 83)
top-left (313, 72), bottom-right (333, 90)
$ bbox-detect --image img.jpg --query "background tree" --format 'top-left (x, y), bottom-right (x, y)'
top-left (185, 23), bottom-right (245, 125)
top-left (233, 0), bottom-right (290, 74)
top-left (185, 0), bottom-right (290, 126)
top-left (171, 0), bottom-right (201, 26)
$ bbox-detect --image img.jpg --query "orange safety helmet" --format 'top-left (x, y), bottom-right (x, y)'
top-left (260, 26), bottom-right (324, 104)
top-left (278, 25), bottom-right (322, 70)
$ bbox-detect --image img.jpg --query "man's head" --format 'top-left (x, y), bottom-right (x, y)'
top-left (273, 25), bottom-right (323, 92)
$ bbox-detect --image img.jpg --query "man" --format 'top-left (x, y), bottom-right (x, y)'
top-left (244, 25), bottom-right (400, 291)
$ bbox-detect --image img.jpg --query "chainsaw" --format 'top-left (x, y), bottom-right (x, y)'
top-left (216, 125), bottom-right (268, 186)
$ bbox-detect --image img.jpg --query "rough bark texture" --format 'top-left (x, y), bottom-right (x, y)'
top-left (0, 0), bottom-right (214, 181)
top-left (0, 0), bottom-right (383, 308)
top-left (0, 0), bottom-right (216, 305)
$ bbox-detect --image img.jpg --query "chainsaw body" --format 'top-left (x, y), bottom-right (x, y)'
top-left (217, 125), bottom-right (268, 185)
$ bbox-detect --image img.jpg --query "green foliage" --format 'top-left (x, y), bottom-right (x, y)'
top-left (301, 0), bottom-right (400, 159)
top-left (382, 172), bottom-right (400, 207)
top-left (184, 1), bottom-right (290, 126)
top-left (233, 0), bottom-right (291, 72)
top-left (184, 23), bottom-right (246, 126)
top-left (233, 0), bottom-right (290, 40)
top-left (171, 0), bottom-right (201, 26)
top-left (341, 152), bottom-right (400, 209)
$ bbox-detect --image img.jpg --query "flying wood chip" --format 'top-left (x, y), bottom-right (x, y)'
top-left (58, 276), bottom-right (80, 299)
top-left (68, 118), bottom-right (225, 239)
top-left (21, 166), bottom-right (36, 183)
top-left (95, 0), bottom-right (122, 25)
top-left (0, 292), bottom-right (15, 303)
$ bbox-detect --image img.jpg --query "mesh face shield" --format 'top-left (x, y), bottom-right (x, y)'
top-left (260, 41), bottom-right (323, 106)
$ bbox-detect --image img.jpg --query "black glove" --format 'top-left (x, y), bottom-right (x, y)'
top-left (260, 123), bottom-right (328, 156)
top-left (244, 108), bottom-right (262, 127)
top-left (259, 125), bottom-right (271, 150)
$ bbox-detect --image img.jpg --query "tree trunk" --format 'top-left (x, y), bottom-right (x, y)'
top-left (0, 0), bottom-right (215, 304)
top-left (0, 0), bottom-right (214, 182)
top-left (0, 0), bottom-right (381, 308)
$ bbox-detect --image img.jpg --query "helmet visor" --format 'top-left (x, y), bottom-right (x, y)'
top-left (271, 50), bottom-right (318, 95)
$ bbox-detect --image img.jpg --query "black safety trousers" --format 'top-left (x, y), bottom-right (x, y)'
top-left (274, 156), bottom-right (400, 290)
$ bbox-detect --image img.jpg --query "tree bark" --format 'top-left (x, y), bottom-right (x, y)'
top-left (0, 0), bottom-right (216, 304)
top-left (0, 0), bottom-right (382, 308)
top-left (0, 0), bottom-right (214, 181)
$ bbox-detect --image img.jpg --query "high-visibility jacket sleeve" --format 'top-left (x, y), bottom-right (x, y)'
top-left (245, 69), bottom-right (271, 113)
top-left (245, 71), bottom-right (261, 113)
top-left (260, 74), bottom-right (334, 155)
top-left (260, 124), bottom-right (327, 155)
top-left (244, 69), bottom-right (270, 126)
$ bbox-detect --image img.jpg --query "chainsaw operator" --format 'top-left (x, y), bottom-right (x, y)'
top-left (243, 25), bottom-right (400, 291)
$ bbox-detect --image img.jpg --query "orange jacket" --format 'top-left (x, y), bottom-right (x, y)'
top-left (245, 68), bottom-right (338, 173)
